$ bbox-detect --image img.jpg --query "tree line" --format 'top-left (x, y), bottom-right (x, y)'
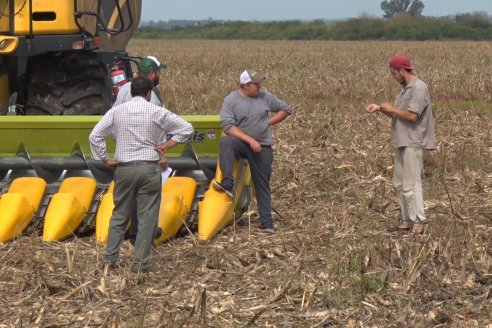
top-left (135, 12), bottom-right (492, 41)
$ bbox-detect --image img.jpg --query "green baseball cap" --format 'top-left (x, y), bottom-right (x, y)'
top-left (138, 56), bottom-right (167, 73)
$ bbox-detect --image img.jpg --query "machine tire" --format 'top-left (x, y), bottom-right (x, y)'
top-left (24, 54), bottom-right (112, 115)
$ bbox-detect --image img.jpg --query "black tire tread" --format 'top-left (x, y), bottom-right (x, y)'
top-left (24, 54), bottom-right (112, 115)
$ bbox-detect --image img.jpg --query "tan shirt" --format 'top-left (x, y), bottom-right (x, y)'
top-left (391, 76), bottom-right (436, 150)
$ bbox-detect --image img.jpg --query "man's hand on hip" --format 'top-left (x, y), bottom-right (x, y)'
top-left (104, 159), bottom-right (118, 170)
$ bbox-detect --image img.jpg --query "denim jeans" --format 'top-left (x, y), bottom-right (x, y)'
top-left (219, 136), bottom-right (274, 229)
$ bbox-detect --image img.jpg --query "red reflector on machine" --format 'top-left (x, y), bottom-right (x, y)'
top-left (92, 37), bottom-right (101, 47)
top-left (72, 41), bottom-right (84, 49)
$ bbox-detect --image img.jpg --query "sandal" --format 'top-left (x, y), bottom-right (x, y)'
top-left (411, 224), bottom-right (424, 235)
top-left (398, 222), bottom-right (413, 230)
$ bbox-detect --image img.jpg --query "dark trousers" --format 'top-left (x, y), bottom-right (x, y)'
top-left (219, 136), bottom-right (274, 228)
top-left (105, 163), bottom-right (161, 269)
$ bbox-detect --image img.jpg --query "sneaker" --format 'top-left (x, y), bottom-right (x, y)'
top-left (131, 265), bottom-right (151, 274)
top-left (212, 180), bottom-right (234, 198)
top-left (260, 227), bottom-right (276, 234)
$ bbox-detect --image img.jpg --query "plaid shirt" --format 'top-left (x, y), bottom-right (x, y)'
top-left (89, 97), bottom-right (193, 162)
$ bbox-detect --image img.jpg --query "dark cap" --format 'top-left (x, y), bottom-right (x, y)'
top-left (240, 69), bottom-right (265, 84)
top-left (138, 56), bottom-right (167, 73)
top-left (389, 55), bottom-right (415, 70)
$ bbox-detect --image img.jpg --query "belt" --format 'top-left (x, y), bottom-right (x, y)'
top-left (118, 160), bottom-right (159, 167)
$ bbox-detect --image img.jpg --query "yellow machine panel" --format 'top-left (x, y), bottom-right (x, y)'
top-left (95, 181), bottom-right (115, 243)
top-left (197, 185), bottom-right (233, 241)
top-left (155, 177), bottom-right (197, 245)
top-left (198, 160), bottom-right (251, 241)
top-left (0, 36), bottom-right (19, 56)
top-left (43, 177), bottom-right (96, 241)
top-left (0, 1), bottom-right (79, 35)
top-left (96, 177), bottom-right (197, 245)
top-left (0, 177), bottom-right (46, 242)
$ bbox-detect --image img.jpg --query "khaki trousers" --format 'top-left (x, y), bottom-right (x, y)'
top-left (393, 147), bottom-right (427, 224)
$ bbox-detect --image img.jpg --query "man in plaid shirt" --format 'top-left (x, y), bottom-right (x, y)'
top-left (89, 77), bottom-right (193, 273)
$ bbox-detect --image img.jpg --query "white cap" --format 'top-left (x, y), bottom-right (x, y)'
top-left (147, 56), bottom-right (161, 66)
top-left (239, 69), bottom-right (265, 85)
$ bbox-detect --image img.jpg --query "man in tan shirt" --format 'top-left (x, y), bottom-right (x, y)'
top-left (365, 55), bottom-right (436, 235)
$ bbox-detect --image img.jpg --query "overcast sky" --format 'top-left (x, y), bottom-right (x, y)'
top-left (141, 0), bottom-right (492, 22)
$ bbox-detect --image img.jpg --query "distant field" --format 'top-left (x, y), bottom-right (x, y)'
top-left (127, 39), bottom-right (492, 114)
top-left (1, 40), bottom-right (491, 327)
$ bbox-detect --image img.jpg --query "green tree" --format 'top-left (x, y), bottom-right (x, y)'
top-left (381, 0), bottom-right (425, 18)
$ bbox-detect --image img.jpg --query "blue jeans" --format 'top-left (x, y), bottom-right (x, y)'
top-left (219, 136), bottom-right (274, 229)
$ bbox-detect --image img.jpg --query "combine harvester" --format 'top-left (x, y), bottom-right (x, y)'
top-left (0, 0), bottom-right (252, 243)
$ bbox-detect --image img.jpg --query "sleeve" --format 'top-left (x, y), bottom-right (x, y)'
top-left (220, 95), bottom-right (236, 133)
top-left (160, 110), bottom-right (194, 144)
top-left (89, 110), bottom-right (114, 160)
top-left (407, 83), bottom-right (428, 117)
top-left (266, 92), bottom-right (292, 115)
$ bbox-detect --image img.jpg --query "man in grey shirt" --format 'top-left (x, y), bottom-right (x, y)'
top-left (214, 69), bottom-right (292, 233)
top-left (365, 55), bottom-right (436, 235)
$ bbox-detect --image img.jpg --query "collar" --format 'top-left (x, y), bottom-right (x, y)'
top-left (131, 96), bottom-right (148, 101)
top-left (401, 75), bottom-right (418, 92)
top-left (405, 75), bottom-right (418, 87)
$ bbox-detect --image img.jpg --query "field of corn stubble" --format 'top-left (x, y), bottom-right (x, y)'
top-left (1, 40), bottom-right (492, 327)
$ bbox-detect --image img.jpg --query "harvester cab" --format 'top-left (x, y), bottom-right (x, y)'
top-left (0, 1), bottom-right (253, 243)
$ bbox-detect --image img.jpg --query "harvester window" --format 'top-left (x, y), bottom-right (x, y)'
top-left (32, 12), bottom-right (56, 21)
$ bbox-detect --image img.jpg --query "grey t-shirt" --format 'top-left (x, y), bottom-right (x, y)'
top-left (220, 89), bottom-right (292, 146)
top-left (112, 82), bottom-right (162, 107)
top-left (391, 77), bottom-right (436, 150)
